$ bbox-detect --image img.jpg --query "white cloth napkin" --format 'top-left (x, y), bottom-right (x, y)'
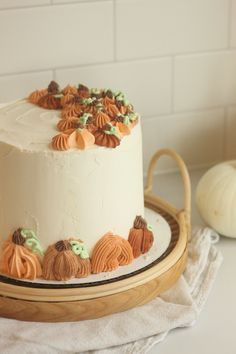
top-left (0, 227), bottom-right (222, 354)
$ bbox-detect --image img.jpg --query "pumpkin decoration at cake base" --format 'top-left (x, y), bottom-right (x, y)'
top-left (91, 232), bottom-right (134, 273)
top-left (196, 160), bottom-right (236, 238)
top-left (42, 239), bottom-right (91, 281)
top-left (128, 216), bottom-right (154, 258)
top-left (0, 228), bottom-right (43, 280)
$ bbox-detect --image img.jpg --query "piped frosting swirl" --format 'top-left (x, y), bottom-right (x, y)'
top-left (27, 81), bottom-right (139, 150)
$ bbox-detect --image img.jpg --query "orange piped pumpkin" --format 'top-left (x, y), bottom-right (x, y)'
top-left (0, 229), bottom-right (42, 280)
top-left (128, 216), bottom-right (154, 258)
top-left (91, 232), bottom-right (133, 274)
top-left (76, 128), bottom-right (95, 150)
top-left (28, 89), bottom-right (48, 104)
top-left (51, 132), bottom-right (69, 151)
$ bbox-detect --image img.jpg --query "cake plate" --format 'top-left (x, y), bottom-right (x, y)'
top-left (0, 148), bottom-right (191, 322)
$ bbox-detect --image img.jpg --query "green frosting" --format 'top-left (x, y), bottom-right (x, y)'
top-left (70, 240), bottom-right (89, 259)
top-left (82, 97), bottom-right (95, 105)
top-left (147, 224), bottom-right (153, 232)
top-left (123, 115), bottom-right (130, 125)
top-left (104, 124), bottom-right (120, 139)
top-left (79, 113), bottom-right (92, 125)
top-left (90, 88), bottom-right (101, 95)
top-left (96, 103), bottom-right (104, 111)
top-left (128, 112), bottom-right (137, 122)
top-left (20, 229), bottom-right (44, 256)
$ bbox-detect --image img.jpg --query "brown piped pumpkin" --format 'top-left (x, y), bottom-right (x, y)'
top-left (42, 240), bottom-right (78, 281)
top-left (128, 216), bottom-right (154, 258)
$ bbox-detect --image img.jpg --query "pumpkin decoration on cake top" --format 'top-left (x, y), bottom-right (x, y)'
top-left (28, 81), bottom-right (139, 151)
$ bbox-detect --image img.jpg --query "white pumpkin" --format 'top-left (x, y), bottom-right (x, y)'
top-left (196, 161), bottom-right (236, 238)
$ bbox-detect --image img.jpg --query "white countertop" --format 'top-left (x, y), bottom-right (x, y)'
top-left (149, 168), bottom-right (236, 354)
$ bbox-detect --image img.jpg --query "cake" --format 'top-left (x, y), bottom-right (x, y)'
top-left (0, 82), bottom-right (154, 282)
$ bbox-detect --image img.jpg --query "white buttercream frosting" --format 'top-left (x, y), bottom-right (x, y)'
top-left (0, 100), bottom-right (144, 254)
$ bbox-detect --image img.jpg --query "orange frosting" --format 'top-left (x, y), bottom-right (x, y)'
top-left (27, 81), bottom-right (139, 151)
top-left (61, 104), bottom-right (81, 119)
top-left (106, 104), bottom-right (120, 119)
top-left (28, 89), bottom-right (48, 104)
top-left (60, 93), bottom-right (74, 107)
top-left (57, 117), bottom-right (78, 132)
top-left (76, 258), bottom-right (91, 278)
top-left (62, 85), bottom-right (78, 96)
top-left (91, 232), bottom-right (133, 273)
top-left (42, 240), bottom-right (78, 281)
top-left (51, 132), bottom-right (69, 150)
top-left (128, 229), bottom-right (143, 258)
top-left (94, 111), bottom-right (110, 129)
top-left (116, 122), bottom-right (131, 137)
top-left (76, 128), bottom-right (95, 150)
top-left (128, 216), bottom-right (154, 258)
top-left (38, 94), bottom-right (62, 110)
top-left (94, 130), bottom-right (120, 148)
top-left (102, 96), bottom-right (115, 107)
top-left (0, 237), bottom-right (42, 280)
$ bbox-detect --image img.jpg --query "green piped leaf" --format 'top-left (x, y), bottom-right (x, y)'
top-left (80, 113), bottom-right (92, 125)
top-left (20, 229), bottom-right (44, 256)
top-left (70, 240), bottom-right (89, 259)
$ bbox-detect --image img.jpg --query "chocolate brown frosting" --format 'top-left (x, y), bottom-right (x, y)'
top-left (94, 130), bottom-right (120, 148)
top-left (55, 240), bottom-right (71, 252)
top-left (12, 228), bottom-right (25, 245)
top-left (105, 90), bottom-right (113, 99)
top-left (133, 215), bottom-right (147, 229)
top-left (48, 80), bottom-right (60, 94)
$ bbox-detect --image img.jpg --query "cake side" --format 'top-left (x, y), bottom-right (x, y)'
top-left (0, 82), bottom-right (154, 282)
top-left (0, 120), bottom-right (144, 254)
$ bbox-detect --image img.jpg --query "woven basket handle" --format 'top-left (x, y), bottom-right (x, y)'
top-left (145, 148), bottom-right (191, 239)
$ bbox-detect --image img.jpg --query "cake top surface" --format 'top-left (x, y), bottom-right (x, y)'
top-left (0, 82), bottom-right (139, 153)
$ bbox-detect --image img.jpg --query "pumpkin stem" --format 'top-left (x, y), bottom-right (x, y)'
top-left (55, 240), bottom-right (71, 252)
top-left (133, 216), bottom-right (147, 230)
top-left (12, 228), bottom-right (25, 245)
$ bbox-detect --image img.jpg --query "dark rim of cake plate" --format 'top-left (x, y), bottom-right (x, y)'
top-left (0, 204), bottom-right (181, 289)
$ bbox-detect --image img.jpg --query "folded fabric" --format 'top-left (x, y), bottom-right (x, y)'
top-left (0, 227), bottom-right (222, 354)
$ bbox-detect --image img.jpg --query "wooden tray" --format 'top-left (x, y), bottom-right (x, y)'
top-left (0, 148), bottom-right (191, 322)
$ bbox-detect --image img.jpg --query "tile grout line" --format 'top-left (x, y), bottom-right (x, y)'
top-left (142, 105), bottom-right (230, 122)
top-left (2, 47), bottom-right (236, 79)
top-left (0, 0), bottom-right (110, 12)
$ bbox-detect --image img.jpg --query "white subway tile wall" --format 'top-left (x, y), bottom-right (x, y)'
top-left (0, 0), bottom-right (235, 172)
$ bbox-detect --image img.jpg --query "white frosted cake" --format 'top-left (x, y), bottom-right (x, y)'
top-left (0, 82), bottom-right (154, 281)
